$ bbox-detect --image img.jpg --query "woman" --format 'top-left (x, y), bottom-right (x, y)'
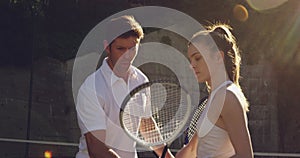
top-left (176, 23), bottom-right (253, 158)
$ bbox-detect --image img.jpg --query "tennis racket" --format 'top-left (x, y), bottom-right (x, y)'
top-left (119, 80), bottom-right (192, 158)
top-left (185, 96), bottom-right (208, 144)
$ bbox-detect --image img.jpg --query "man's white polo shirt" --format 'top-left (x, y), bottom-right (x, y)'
top-left (76, 58), bottom-right (148, 158)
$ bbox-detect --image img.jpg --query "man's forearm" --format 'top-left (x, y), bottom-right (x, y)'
top-left (85, 131), bottom-right (120, 158)
top-left (87, 142), bottom-right (120, 158)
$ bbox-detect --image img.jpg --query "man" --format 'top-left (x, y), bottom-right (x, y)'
top-left (75, 15), bottom-right (173, 158)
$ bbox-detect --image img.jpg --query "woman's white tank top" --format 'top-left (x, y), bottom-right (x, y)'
top-left (196, 81), bottom-right (247, 158)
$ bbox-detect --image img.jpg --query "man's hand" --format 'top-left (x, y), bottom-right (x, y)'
top-left (153, 145), bottom-right (174, 158)
top-left (140, 117), bottom-right (175, 158)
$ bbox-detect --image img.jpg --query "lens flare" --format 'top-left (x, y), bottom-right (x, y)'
top-left (247, 0), bottom-right (288, 11)
top-left (44, 151), bottom-right (52, 158)
top-left (233, 4), bottom-right (249, 22)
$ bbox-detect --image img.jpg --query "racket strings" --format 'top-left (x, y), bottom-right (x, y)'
top-left (150, 84), bottom-right (186, 141)
top-left (121, 82), bottom-right (190, 146)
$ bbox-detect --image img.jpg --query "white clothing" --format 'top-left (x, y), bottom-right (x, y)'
top-left (197, 120), bottom-right (235, 158)
top-left (197, 82), bottom-right (248, 158)
top-left (76, 58), bottom-right (149, 158)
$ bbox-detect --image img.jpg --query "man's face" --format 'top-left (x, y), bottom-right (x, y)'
top-left (106, 36), bottom-right (140, 75)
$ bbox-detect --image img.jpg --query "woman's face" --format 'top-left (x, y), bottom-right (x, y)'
top-left (187, 44), bottom-right (211, 83)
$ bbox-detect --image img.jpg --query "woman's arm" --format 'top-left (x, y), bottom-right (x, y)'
top-left (221, 91), bottom-right (253, 158)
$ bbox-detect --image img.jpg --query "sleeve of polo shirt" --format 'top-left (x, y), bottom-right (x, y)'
top-left (76, 85), bottom-right (106, 135)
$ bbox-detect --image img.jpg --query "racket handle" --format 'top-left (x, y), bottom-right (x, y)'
top-left (161, 145), bottom-right (168, 158)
